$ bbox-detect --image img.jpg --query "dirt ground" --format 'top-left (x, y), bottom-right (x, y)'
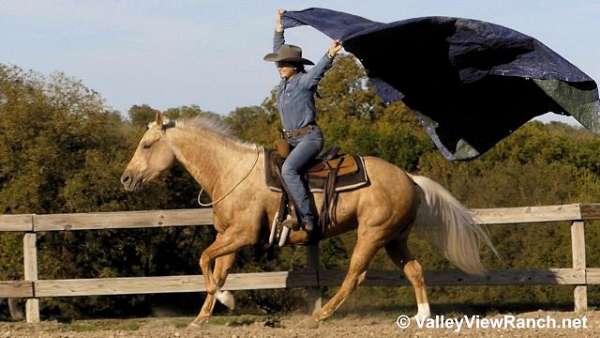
top-left (0, 310), bottom-right (598, 338)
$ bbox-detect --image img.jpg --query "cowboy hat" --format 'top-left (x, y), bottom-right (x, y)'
top-left (263, 44), bottom-right (314, 65)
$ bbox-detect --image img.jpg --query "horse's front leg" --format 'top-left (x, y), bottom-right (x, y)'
top-left (190, 252), bottom-right (236, 326)
top-left (198, 228), bottom-right (255, 301)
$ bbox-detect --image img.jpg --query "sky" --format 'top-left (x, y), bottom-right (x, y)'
top-left (1, 0), bottom-right (598, 126)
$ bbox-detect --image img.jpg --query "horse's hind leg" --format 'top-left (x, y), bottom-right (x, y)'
top-left (190, 252), bottom-right (236, 326)
top-left (314, 235), bottom-right (383, 321)
top-left (385, 237), bottom-right (431, 320)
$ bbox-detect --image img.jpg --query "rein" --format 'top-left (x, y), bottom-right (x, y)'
top-left (197, 144), bottom-right (261, 207)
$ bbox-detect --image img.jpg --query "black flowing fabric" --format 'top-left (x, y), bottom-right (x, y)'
top-left (283, 8), bottom-right (600, 160)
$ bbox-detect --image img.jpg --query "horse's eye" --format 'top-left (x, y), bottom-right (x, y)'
top-left (142, 142), bottom-right (152, 149)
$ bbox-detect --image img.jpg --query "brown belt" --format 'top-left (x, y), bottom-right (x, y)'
top-left (282, 123), bottom-right (318, 139)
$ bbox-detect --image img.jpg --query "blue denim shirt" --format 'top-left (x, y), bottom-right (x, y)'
top-left (273, 31), bottom-right (333, 131)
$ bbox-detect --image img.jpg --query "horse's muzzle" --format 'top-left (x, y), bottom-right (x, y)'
top-left (120, 170), bottom-right (142, 191)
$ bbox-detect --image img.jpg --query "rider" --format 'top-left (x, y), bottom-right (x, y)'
top-left (263, 9), bottom-right (342, 236)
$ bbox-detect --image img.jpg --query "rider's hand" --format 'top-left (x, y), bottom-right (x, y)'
top-left (328, 40), bottom-right (342, 58)
top-left (276, 9), bottom-right (285, 32)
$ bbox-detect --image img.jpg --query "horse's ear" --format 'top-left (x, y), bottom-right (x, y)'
top-left (155, 111), bottom-right (163, 126)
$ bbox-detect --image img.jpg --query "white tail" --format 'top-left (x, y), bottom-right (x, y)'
top-left (408, 174), bottom-right (499, 275)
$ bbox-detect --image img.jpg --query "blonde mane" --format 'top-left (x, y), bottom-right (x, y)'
top-left (173, 116), bottom-right (258, 150)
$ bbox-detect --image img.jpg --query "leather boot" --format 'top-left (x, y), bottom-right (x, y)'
top-left (304, 222), bottom-right (319, 244)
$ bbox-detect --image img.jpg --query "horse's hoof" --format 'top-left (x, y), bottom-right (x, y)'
top-left (314, 308), bottom-right (332, 322)
top-left (300, 316), bottom-right (320, 329)
top-left (187, 322), bottom-right (201, 329)
top-left (412, 313), bottom-right (431, 322)
top-left (187, 317), bottom-right (209, 329)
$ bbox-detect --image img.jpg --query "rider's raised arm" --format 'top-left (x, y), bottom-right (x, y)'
top-left (274, 30), bottom-right (285, 53)
top-left (274, 9), bottom-right (285, 52)
top-left (299, 53), bottom-right (334, 89)
top-left (300, 40), bottom-right (342, 89)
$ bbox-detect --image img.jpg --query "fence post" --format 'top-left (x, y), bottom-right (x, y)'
top-left (571, 220), bottom-right (587, 313)
top-left (23, 233), bottom-right (40, 323)
top-left (306, 243), bottom-right (322, 315)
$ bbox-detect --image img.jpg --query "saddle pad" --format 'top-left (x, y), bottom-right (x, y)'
top-left (264, 149), bottom-right (370, 193)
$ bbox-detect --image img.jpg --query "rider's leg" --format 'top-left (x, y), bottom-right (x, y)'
top-left (281, 133), bottom-right (323, 231)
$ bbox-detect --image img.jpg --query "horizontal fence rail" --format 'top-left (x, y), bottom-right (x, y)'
top-left (6, 268), bottom-right (600, 299)
top-left (1, 204), bottom-right (597, 233)
top-left (0, 203), bottom-right (598, 323)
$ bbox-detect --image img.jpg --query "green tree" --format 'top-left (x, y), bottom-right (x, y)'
top-left (128, 104), bottom-right (160, 128)
top-left (224, 105), bottom-right (279, 146)
top-left (163, 105), bottom-right (219, 120)
top-left (0, 65), bottom-right (213, 318)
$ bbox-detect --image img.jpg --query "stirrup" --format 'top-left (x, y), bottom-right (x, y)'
top-left (276, 215), bottom-right (298, 247)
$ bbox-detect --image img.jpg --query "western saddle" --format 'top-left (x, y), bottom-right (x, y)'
top-left (265, 145), bottom-right (369, 247)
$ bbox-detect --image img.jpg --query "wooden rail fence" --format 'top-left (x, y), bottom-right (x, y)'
top-left (0, 203), bottom-right (599, 323)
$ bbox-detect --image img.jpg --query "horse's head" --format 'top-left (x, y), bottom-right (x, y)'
top-left (121, 112), bottom-right (176, 191)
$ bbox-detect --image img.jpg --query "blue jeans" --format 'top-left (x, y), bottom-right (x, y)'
top-left (281, 126), bottom-right (324, 230)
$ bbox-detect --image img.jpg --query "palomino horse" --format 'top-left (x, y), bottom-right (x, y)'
top-left (121, 113), bottom-right (497, 327)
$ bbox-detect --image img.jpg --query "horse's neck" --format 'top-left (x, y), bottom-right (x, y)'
top-left (166, 128), bottom-right (253, 199)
